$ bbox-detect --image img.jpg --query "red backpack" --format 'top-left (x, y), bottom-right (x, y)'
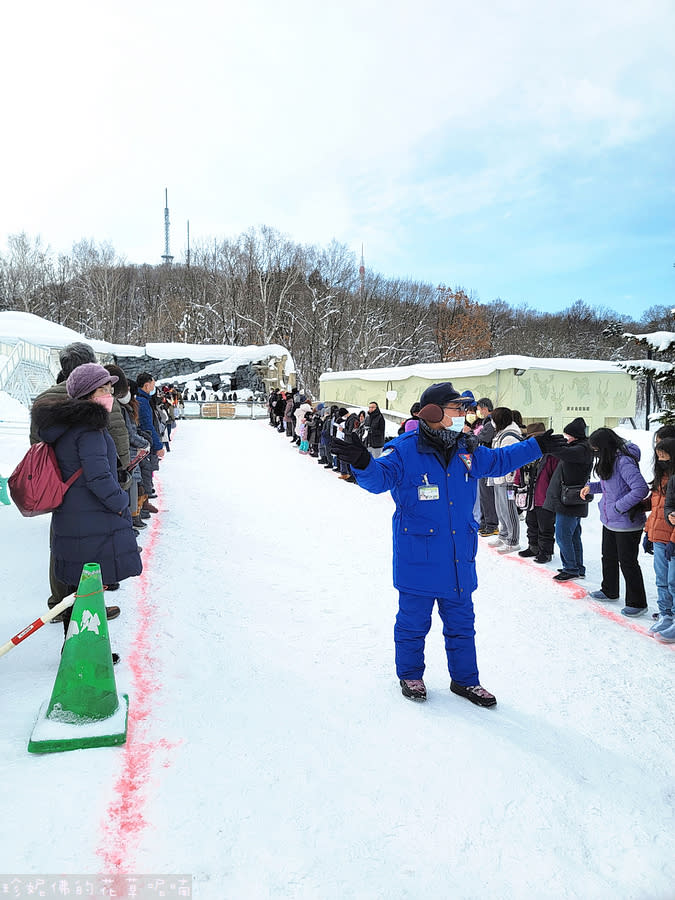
top-left (8, 442), bottom-right (82, 517)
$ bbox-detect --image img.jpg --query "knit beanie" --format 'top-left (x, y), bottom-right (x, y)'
top-left (66, 363), bottom-right (118, 400)
top-left (563, 417), bottom-right (587, 440)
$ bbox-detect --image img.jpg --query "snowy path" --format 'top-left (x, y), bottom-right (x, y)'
top-left (1, 419), bottom-right (673, 899)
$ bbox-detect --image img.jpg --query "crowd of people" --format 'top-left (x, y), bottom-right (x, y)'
top-left (269, 385), bottom-right (675, 660)
top-left (27, 342), bottom-right (182, 664)
top-left (477, 399), bottom-right (675, 640)
top-left (266, 388), bottom-right (387, 482)
top-left (16, 363), bottom-right (674, 682)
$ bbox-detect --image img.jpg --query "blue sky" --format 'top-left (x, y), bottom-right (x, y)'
top-left (2, 0), bottom-right (673, 320)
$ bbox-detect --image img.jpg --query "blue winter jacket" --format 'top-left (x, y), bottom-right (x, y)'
top-left (587, 442), bottom-right (648, 531)
top-left (33, 397), bottom-right (142, 588)
top-left (354, 430), bottom-right (543, 597)
top-left (137, 388), bottom-right (164, 451)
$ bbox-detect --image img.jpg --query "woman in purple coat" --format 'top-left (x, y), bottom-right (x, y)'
top-left (581, 429), bottom-right (650, 616)
top-left (32, 364), bottom-right (142, 637)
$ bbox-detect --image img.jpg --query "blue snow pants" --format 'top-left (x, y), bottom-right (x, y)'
top-left (395, 591), bottom-right (479, 685)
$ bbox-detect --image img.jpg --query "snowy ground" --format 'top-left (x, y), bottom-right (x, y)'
top-left (0, 418), bottom-right (673, 900)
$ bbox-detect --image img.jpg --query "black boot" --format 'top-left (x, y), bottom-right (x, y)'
top-left (450, 681), bottom-right (497, 707)
top-left (400, 679), bottom-right (427, 701)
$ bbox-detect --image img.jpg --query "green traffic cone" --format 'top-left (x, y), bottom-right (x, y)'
top-left (28, 563), bottom-right (128, 753)
top-left (0, 475), bottom-right (10, 506)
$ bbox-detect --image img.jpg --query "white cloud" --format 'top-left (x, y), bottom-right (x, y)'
top-left (0, 0), bottom-right (673, 269)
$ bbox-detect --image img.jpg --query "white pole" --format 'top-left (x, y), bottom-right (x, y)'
top-left (0, 594), bottom-right (76, 658)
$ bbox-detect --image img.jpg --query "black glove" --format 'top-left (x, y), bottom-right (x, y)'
top-left (533, 429), bottom-right (568, 454)
top-left (330, 432), bottom-right (371, 470)
top-left (665, 542), bottom-right (675, 563)
top-left (642, 535), bottom-right (654, 555)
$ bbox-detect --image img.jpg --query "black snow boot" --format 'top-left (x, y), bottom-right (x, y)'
top-left (450, 681), bottom-right (497, 708)
top-left (400, 679), bottom-right (427, 701)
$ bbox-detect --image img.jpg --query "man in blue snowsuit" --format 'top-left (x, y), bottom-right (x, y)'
top-left (331, 382), bottom-right (564, 707)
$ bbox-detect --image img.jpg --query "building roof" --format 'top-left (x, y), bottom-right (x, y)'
top-left (0, 310), bottom-right (294, 374)
top-left (320, 354), bottom-right (628, 383)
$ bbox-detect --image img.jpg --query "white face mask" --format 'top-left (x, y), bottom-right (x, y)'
top-left (119, 391), bottom-right (131, 405)
top-left (445, 416), bottom-right (466, 433)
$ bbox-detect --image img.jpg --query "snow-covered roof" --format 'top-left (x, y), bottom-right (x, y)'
top-left (0, 311), bottom-right (295, 374)
top-left (624, 331), bottom-right (675, 353)
top-left (0, 310), bottom-right (111, 354)
top-left (320, 354), bottom-right (628, 383)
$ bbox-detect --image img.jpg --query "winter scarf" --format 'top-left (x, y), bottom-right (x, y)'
top-left (419, 420), bottom-right (478, 460)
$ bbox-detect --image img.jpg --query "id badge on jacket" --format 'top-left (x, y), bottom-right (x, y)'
top-left (418, 475), bottom-right (439, 501)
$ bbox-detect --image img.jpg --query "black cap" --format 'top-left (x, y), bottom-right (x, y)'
top-left (419, 382), bottom-right (469, 408)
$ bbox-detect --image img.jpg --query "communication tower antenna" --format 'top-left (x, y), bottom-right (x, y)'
top-left (161, 188), bottom-right (174, 264)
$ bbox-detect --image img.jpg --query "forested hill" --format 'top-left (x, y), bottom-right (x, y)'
top-left (1, 229), bottom-right (670, 395)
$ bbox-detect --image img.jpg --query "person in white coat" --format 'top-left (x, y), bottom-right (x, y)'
top-left (488, 407), bottom-right (523, 553)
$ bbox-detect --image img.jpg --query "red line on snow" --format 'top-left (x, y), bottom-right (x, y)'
top-left (96, 481), bottom-right (180, 873)
top-left (486, 544), bottom-right (675, 651)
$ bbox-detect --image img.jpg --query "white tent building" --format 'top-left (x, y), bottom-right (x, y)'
top-left (0, 311), bottom-right (295, 408)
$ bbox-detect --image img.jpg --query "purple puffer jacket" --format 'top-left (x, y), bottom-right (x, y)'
top-left (587, 443), bottom-right (649, 530)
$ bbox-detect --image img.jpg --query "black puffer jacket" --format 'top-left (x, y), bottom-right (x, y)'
top-left (365, 404), bottom-right (386, 448)
top-left (543, 438), bottom-right (594, 517)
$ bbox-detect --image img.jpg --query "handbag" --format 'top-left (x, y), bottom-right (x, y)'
top-left (514, 485), bottom-right (530, 510)
top-left (560, 483), bottom-right (587, 506)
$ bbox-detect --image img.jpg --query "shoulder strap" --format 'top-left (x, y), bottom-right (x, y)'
top-left (64, 467), bottom-right (83, 488)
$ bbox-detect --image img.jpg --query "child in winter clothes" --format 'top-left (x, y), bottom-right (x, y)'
top-left (649, 437), bottom-right (675, 641)
top-left (298, 412), bottom-right (311, 455)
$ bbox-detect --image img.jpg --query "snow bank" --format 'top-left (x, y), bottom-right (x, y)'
top-left (0, 390), bottom-right (30, 424)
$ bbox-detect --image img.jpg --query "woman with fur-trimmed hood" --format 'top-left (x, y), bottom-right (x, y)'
top-left (32, 364), bottom-right (142, 600)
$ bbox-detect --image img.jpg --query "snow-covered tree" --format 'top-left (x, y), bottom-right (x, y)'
top-left (619, 326), bottom-right (675, 426)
